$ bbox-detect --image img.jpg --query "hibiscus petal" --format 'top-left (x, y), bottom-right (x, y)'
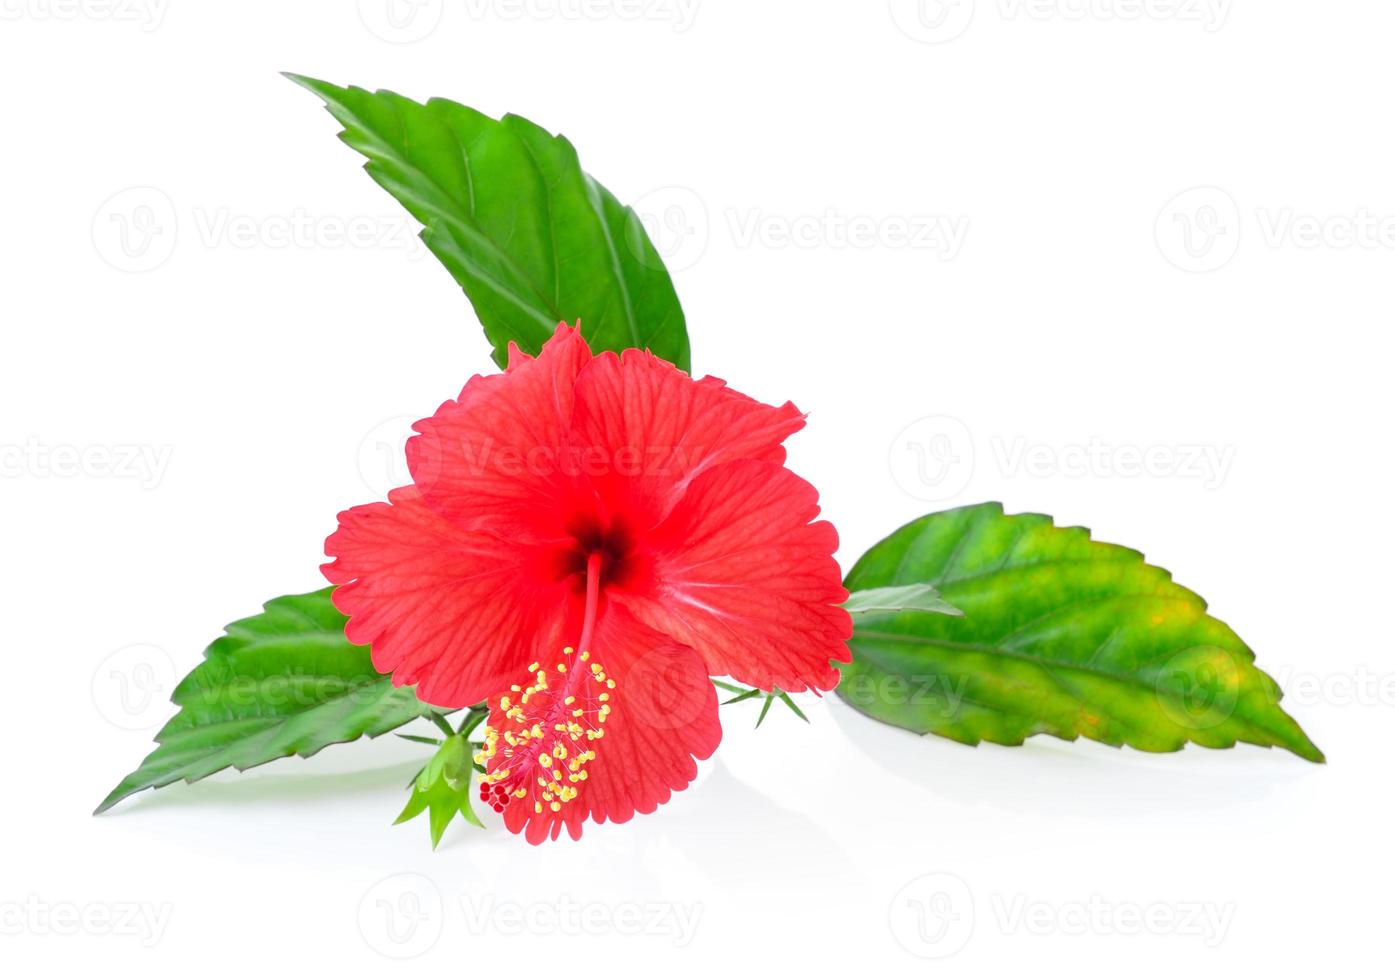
top-left (570, 348), bottom-right (806, 530)
top-left (322, 486), bottom-right (568, 709)
top-left (618, 459), bottom-right (853, 694)
top-left (406, 321), bottom-right (591, 541)
top-left (499, 606), bottom-right (721, 843)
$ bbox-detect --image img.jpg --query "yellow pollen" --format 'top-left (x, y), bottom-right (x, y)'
top-left (475, 646), bottom-right (614, 821)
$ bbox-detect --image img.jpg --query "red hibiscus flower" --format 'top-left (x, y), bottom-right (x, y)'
top-left (323, 323), bottom-right (851, 843)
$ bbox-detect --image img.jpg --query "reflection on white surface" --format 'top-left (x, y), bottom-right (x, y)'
top-left (825, 695), bottom-right (1309, 815)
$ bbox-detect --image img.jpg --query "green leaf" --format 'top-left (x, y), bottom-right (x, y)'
top-left (845, 582), bottom-right (962, 618)
top-left (755, 694), bottom-right (775, 729)
top-left (95, 588), bottom-right (444, 814)
top-left (838, 502), bottom-right (1323, 762)
top-left (395, 734), bottom-right (484, 849)
top-left (287, 74), bottom-right (689, 371)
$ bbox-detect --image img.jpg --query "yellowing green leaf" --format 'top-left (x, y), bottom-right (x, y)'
top-left (839, 503), bottom-right (1323, 762)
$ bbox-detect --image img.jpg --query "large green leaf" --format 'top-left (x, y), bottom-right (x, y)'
top-left (838, 503), bottom-right (1323, 762)
top-left (96, 588), bottom-right (443, 814)
top-left (288, 74), bottom-right (689, 371)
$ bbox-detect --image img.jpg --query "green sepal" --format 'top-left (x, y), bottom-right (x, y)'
top-left (714, 680), bottom-right (809, 727)
top-left (394, 734), bottom-right (485, 849)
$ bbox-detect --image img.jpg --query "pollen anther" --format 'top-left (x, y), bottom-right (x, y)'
top-left (476, 645), bottom-right (614, 820)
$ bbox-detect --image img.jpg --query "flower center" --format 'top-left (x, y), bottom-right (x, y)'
top-left (476, 552), bottom-right (615, 817)
top-left (558, 515), bottom-right (636, 590)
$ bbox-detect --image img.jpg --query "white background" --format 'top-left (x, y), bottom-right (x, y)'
top-left (2, 0), bottom-right (1390, 975)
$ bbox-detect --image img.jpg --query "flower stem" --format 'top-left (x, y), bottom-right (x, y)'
top-left (456, 705), bottom-right (488, 738)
